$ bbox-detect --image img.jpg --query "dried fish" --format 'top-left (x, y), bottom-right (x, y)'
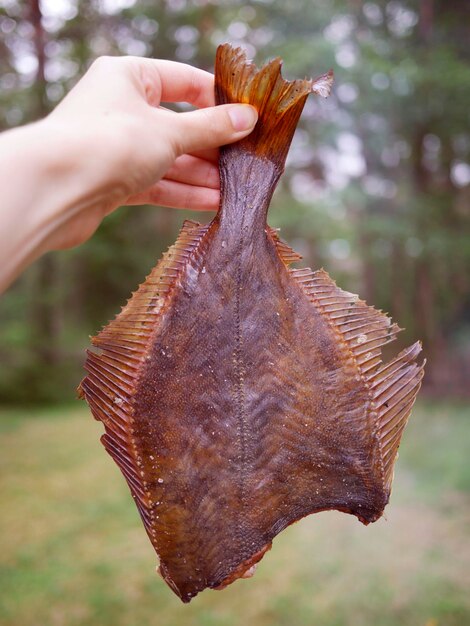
top-left (79, 44), bottom-right (424, 603)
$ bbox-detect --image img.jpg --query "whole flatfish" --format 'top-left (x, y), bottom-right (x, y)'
top-left (79, 44), bottom-right (424, 603)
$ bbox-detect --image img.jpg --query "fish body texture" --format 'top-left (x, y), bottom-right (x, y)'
top-left (79, 44), bottom-right (424, 602)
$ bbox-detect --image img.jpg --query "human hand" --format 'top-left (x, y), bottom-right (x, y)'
top-left (0, 55), bottom-right (257, 291)
top-left (40, 55), bottom-right (257, 250)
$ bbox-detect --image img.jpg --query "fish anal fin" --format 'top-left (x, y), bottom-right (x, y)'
top-left (291, 266), bottom-right (424, 496)
top-left (371, 343), bottom-right (425, 491)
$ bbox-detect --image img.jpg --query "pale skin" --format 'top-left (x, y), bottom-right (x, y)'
top-left (0, 55), bottom-right (258, 293)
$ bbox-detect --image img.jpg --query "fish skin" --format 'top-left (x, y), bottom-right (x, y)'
top-left (79, 44), bottom-right (424, 603)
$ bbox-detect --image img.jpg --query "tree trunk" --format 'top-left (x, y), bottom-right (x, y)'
top-left (29, 0), bottom-right (62, 367)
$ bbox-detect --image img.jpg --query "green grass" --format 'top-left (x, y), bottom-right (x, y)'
top-left (0, 400), bottom-right (469, 626)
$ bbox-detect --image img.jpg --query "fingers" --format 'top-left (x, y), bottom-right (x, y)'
top-left (160, 103), bottom-right (258, 158)
top-left (126, 179), bottom-right (220, 212)
top-left (78, 56), bottom-right (216, 109)
top-left (187, 147), bottom-right (219, 164)
top-left (119, 56), bottom-right (217, 108)
top-left (126, 153), bottom-right (220, 211)
top-left (154, 108), bottom-right (219, 162)
top-left (153, 60), bottom-right (216, 107)
top-left (163, 154), bottom-right (219, 189)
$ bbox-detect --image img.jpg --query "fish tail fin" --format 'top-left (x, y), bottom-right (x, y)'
top-left (215, 43), bottom-right (333, 169)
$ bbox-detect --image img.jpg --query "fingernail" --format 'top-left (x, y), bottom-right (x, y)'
top-left (228, 105), bottom-right (258, 132)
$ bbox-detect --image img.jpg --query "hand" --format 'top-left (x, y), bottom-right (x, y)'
top-left (0, 56), bottom-right (257, 291)
top-left (44, 55), bottom-right (258, 249)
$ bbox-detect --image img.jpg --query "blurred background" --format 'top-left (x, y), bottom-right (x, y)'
top-left (0, 1), bottom-right (469, 625)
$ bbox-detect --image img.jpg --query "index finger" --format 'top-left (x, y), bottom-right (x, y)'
top-left (188, 147), bottom-right (219, 164)
top-left (129, 57), bottom-right (216, 108)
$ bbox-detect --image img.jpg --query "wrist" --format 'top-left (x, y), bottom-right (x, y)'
top-left (38, 114), bottom-right (136, 237)
top-left (30, 119), bottom-right (88, 247)
top-left (12, 116), bottom-right (122, 251)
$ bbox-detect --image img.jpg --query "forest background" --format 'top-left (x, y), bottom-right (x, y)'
top-left (0, 0), bottom-right (469, 401)
top-left (0, 2), bottom-right (469, 626)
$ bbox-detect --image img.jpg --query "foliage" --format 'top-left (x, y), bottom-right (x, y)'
top-left (0, 0), bottom-right (469, 401)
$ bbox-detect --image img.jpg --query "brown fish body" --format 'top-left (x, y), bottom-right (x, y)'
top-left (79, 45), bottom-right (424, 602)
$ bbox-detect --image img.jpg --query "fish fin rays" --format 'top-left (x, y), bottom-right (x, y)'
top-left (371, 344), bottom-right (425, 491)
top-left (86, 219), bottom-right (209, 358)
top-left (290, 266), bottom-right (425, 494)
top-left (78, 219), bottom-right (210, 535)
top-left (215, 44), bottom-right (333, 165)
top-left (267, 226), bottom-right (303, 266)
top-left (79, 349), bottom-right (154, 533)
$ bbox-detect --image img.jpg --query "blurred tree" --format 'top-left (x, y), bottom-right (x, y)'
top-left (0, 0), bottom-right (469, 401)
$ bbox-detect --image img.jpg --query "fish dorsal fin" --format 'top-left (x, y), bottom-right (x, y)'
top-left (267, 226), bottom-right (303, 266)
top-left (291, 267), bottom-right (425, 495)
top-left (78, 219), bottom-right (209, 537)
top-left (90, 219), bottom-right (207, 356)
top-left (215, 43), bottom-right (333, 168)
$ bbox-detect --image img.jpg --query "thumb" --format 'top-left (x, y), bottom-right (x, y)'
top-left (165, 104), bottom-right (258, 156)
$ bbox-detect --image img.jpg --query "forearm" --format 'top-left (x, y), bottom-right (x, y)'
top-left (0, 120), bottom-right (75, 291)
top-left (0, 119), bottom-right (118, 292)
